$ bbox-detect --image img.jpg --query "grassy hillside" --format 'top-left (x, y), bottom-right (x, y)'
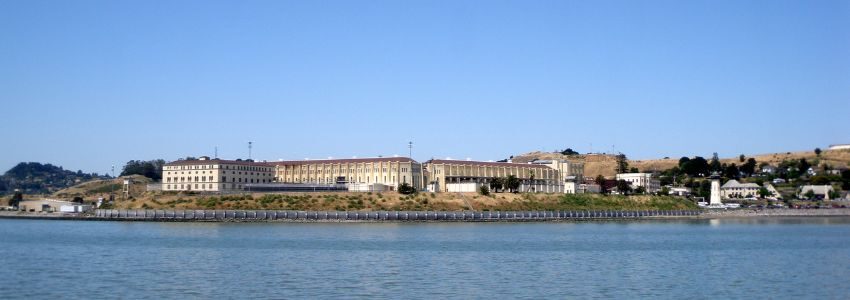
top-left (53, 175), bottom-right (152, 198)
top-left (104, 191), bottom-right (698, 211)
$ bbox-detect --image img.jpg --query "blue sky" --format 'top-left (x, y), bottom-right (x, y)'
top-left (1, 0), bottom-right (848, 174)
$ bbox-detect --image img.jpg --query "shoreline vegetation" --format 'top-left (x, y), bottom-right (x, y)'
top-left (2, 208), bottom-right (850, 223)
top-left (103, 192), bottom-right (700, 212)
top-left (4, 191), bottom-right (850, 222)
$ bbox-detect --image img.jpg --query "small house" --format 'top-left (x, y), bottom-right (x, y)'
top-left (798, 185), bottom-right (835, 200)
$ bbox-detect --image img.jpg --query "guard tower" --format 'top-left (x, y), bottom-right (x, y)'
top-left (123, 178), bottom-right (132, 199)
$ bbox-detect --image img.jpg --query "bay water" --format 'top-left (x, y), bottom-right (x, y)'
top-left (1, 217), bottom-right (849, 299)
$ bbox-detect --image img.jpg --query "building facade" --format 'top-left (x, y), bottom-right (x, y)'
top-left (18, 199), bottom-right (79, 212)
top-left (530, 159), bottom-right (585, 193)
top-left (720, 179), bottom-right (760, 199)
top-left (162, 157), bottom-right (275, 192)
top-left (270, 157), bottom-right (423, 191)
top-left (798, 185), bottom-right (835, 200)
top-left (828, 144), bottom-right (850, 151)
top-left (615, 173), bottom-right (661, 193)
top-left (424, 159), bottom-right (562, 193)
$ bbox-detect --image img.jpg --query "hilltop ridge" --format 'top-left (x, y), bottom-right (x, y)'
top-left (512, 148), bottom-right (850, 178)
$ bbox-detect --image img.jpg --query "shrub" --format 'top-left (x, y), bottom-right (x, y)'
top-left (479, 185), bottom-right (490, 196)
top-left (398, 183), bottom-right (417, 195)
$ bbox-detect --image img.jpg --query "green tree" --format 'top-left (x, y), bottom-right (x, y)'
top-left (505, 175), bottom-right (520, 193)
top-left (710, 153), bottom-right (722, 172)
top-left (698, 180), bottom-right (712, 198)
top-left (634, 186), bottom-right (646, 194)
top-left (489, 177), bottom-right (504, 193)
top-left (803, 189), bottom-right (815, 200)
top-left (815, 148), bottom-right (822, 157)
top-left (758, 187), bottom-right (770, 198)
top-left (660, 186), bottom-right (670, 195)
top-left (560, 148), bottom-right (579, 155)
top-left (10, 190), bottom-right (23, 207)
top-left (614, 153), bottom-right (629, 174)
top-left (798, 159), bottom-right (811, 175)
top-left (842, 170), bottom-right (850, 191)
top-left (629, 167), bottom-right (639, 173)
top-left (681, 156), bottom-right (710, 177)
top-left (810, 175), bottom-right (832, 185)
top-left (616, 179), bottom-right (631, 195)
top-left (739, 154), bottom-right (746, 163)
top-left (398, 182), bottom-right (417, 195)
top-left (120, 159), bottom-right (166, 181)
top-left (595, 175), bottom-right (608, 194)
top-left (678, 157), bottom-right (691, 168)
top-left (724, 164), bottom-right (740, 179)
top-left (740, 158), bottom-right (757, 176)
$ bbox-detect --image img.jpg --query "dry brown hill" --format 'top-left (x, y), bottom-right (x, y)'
top-left (513, 149), bottom-right (850, 179)
top-left (53, 175), bottom-right (152, 199)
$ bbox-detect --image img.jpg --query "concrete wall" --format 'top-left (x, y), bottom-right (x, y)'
top-left (446, 183), bottom-right (481, 193)
top-left (348, 183), bottom-right (388, 192)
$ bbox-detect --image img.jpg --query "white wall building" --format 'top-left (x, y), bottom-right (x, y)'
top-left (162, 156), bottom-right (275, 192)
top-left (18, 199), bottom-right (76, 212)
top-left (720, 180), bottom-right (761, 199)
top-left (798, 185), bottom-right (835, 200)
top-left (615, 173), bottom-right (660, 193)
top-left (828, 144), bottom-right (850, 151)
top-left (668, 187), bottom-right (692, 197)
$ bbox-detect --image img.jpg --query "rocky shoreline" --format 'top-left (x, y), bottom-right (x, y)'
top-left (700, 208), bottom-right (850, 218)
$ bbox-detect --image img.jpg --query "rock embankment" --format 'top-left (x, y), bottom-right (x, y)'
top-left (703, 208), bottom-right (850, 218)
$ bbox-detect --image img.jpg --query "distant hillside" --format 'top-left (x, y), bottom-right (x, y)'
top-left (0, 162), bottom-right (111, 195)
top-left (53, 174), bottom-right (151, 198)
top-left (513, 148), bottom-right (850, 178)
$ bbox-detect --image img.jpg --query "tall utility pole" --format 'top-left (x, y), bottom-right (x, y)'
top-left (215, 146), bottom-right (218, 159)
top-left (248, 141), bottom-right (253, 160)
top-left (111, 165), bottom-right (115, 201)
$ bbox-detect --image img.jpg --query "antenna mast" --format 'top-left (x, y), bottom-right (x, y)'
top-left (248, 141), bottom-right (253, 160)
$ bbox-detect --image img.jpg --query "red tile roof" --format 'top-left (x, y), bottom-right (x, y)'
top-left (426, 159), bottom-right (554, 169)
top-left (164, 159), bottom-right (272, 166)
top-left (268, 157), bottom-right (417, 166)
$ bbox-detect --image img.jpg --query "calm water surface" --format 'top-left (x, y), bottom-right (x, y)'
top-left (2, 217), bottom-right (850, 299)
